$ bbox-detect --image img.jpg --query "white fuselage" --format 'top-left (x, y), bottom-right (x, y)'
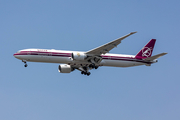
top-left (14, 49), bottom-right (151, 67)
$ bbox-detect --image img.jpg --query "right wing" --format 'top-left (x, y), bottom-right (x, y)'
top-left (86, 32), bottom-right (137, 55)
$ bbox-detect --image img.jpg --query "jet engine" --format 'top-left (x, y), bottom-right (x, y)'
top-left (72, 52), bottom-right (87, 61)
top-left (58, 64), bottom-right (74, 73)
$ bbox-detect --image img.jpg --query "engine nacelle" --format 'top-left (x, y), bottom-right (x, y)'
top-left (72, 52), bottom-right (87, 61)
top-left (58, 64), bottom-right (74, 73)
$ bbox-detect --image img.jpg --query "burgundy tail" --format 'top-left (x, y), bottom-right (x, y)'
top-left (135, 39), bottom-right (156, 59)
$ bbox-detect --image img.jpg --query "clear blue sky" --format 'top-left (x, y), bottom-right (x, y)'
top-left (0, 0), bottom-right (180, 120)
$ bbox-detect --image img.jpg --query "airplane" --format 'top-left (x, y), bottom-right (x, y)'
top-left (13, 32), bottom-right (167, 76)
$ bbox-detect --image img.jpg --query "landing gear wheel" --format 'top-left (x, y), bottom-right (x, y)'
top-left (90, 63), bottom-right (95, 69)
top-left (81, 71), bottom-right (91, 76)
top-left (24, 64), bottom-right (28, 67)
top-left (87, 72), bottom-right (91, 76)
top-left (89, 64), bottom-right (92, 68)
top-left (95, 66), bottom-right (98, 69)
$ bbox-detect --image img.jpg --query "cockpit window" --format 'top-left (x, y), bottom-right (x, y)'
top-left (17, 51), bottom-right (21, 53)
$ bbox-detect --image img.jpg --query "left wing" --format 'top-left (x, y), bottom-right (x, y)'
top-left (86, 32), bottom-right (137, 55)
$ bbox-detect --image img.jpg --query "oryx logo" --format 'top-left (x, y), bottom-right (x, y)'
top-left (142, 47), bottom-right (152, 57)
top-left (77, 53), bottom-right (80, 57)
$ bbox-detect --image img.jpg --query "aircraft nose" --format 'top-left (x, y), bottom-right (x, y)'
top-left (13, 51), bottom-right (21, 58)
top-left (13, 50), bottom-right (23, 60)
top-left (13, 53), bottom-right (17, 58)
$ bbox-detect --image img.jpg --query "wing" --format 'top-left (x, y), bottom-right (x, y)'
top-left (86, 32), bottom-right (137, 55)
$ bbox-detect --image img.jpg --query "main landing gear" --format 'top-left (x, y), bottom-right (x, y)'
top-left (79, 66), bottom-right (91, 76)
top-left (89, 63), bottom-right (99, 69)
top-left (79, 64), bottom-right (99, 76)
top-left (81, 71), bottom-right (91, 76)
top-left (22, 60), bottom-right (28, 67)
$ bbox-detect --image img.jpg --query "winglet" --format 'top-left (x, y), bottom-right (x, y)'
top-left (131, 31), bottom-right (137, 34)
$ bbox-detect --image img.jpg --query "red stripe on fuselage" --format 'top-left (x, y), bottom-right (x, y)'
top-left (14, 51), bottom-right (72, 57)
top-left (14, 51), bottom-right (152, 64)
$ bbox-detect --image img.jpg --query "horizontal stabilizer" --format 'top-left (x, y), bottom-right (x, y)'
top-left (144, 53), bottom-right (167, 61)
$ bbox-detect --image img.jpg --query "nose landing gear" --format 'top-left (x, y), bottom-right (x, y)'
top-left (22, 60), bottom-right (28, 67)
top-left (24, 64), bottom-right (28, 67)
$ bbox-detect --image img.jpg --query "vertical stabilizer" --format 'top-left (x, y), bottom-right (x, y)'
top-left (135, 39), bottom-right (156, 59)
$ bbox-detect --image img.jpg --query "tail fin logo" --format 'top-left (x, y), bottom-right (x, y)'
top-left (135, 39), bottom-right (156, 59)
top-left (142, 47), bottom-right (152, 57)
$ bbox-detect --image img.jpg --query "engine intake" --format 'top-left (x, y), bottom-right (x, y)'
top-left (72, 52), bottom-right (87, 61)
top-left (58, 64), bottom-right (74, 73)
